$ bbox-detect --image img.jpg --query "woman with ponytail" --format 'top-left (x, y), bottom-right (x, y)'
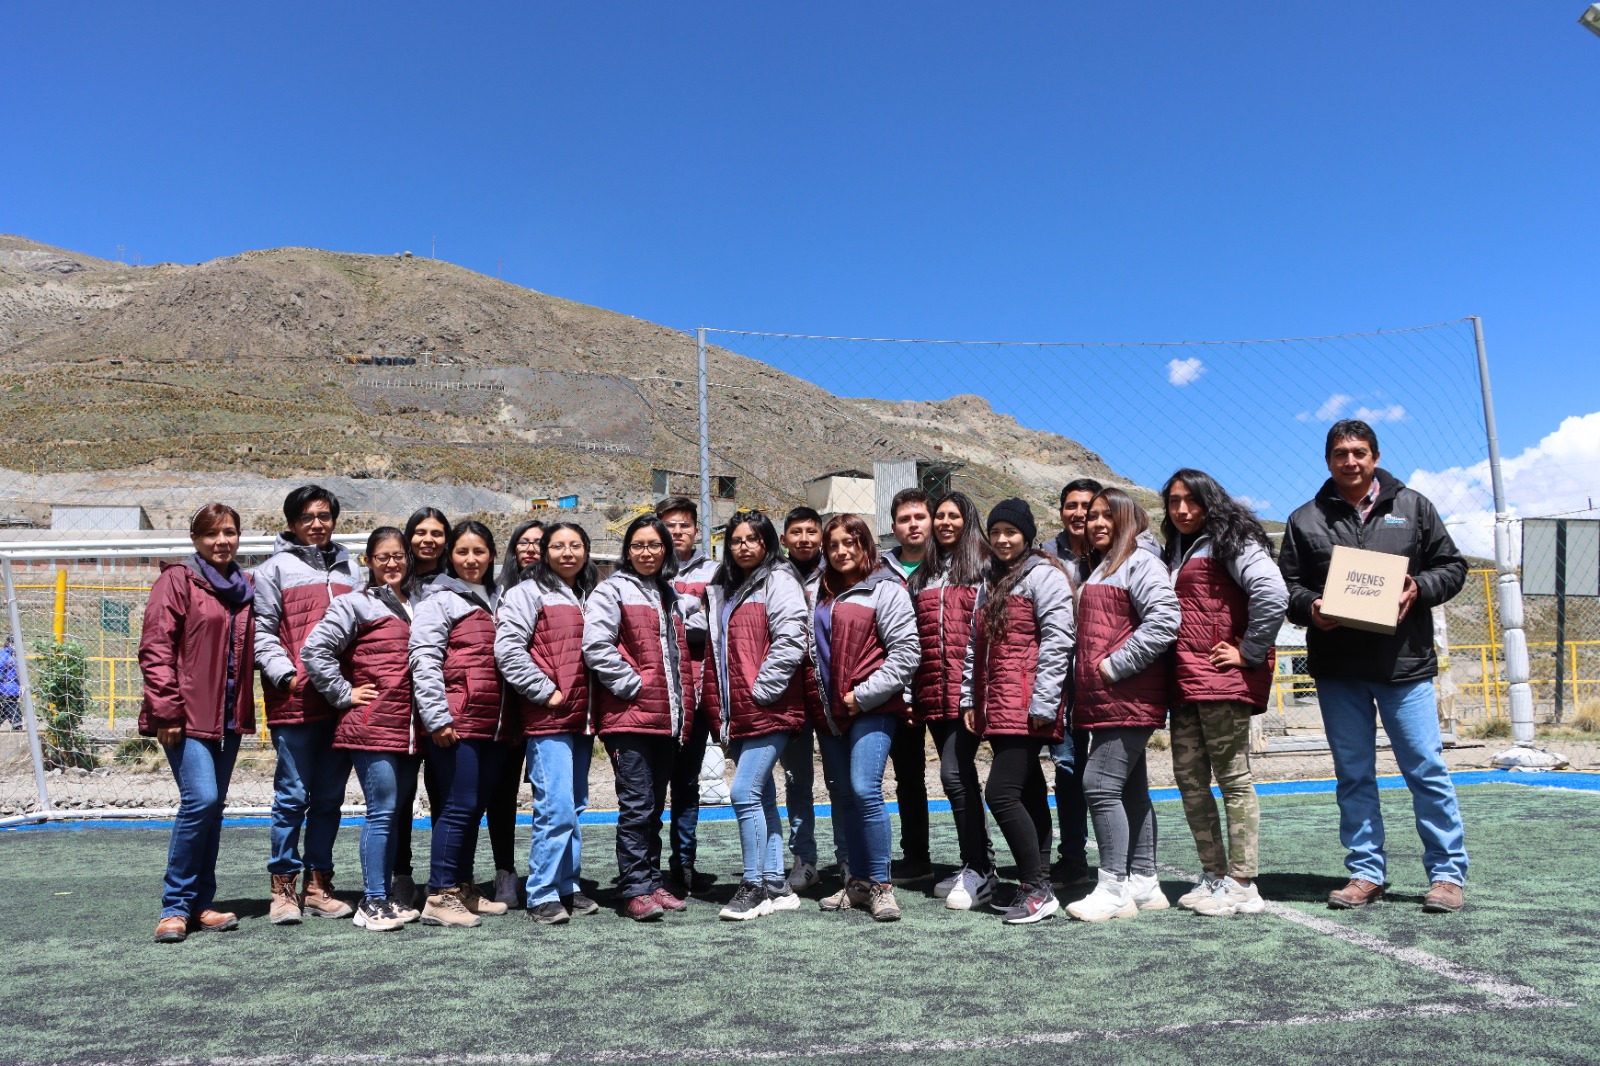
top-left (1066, 488), bottom-right (1181, 922)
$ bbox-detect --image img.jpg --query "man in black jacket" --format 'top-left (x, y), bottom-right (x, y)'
top-left (1279, 420), bottom-right (1470, 913)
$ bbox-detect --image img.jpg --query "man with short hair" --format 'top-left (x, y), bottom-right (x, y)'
top-left (879, 488), bottom-right (934, 882)
top-left (655, 496), bottom-right (723, 897)
top-left (1040, 477), bottom-right (1101, 886)
top-left (1279, 420), bottom-right (1470, 912)
top-left (777, 506), bottom-right (841, 890)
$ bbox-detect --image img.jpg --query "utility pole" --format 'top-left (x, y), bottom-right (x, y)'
top-left (431, 235), bottom-right (437, 260)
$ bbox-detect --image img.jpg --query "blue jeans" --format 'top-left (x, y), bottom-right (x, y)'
top-left (268, 721), bottom-right (351, 876)
top-left (423, 736), bottom-right (505, 892)
top-left (1318, 678), bottom-right (1469, 886)
top-left (161, 732), bottom-right (241, 918)
top-left (1051, 729), bottom-right (1091, 865)
top-left (525, 733), bottom-right (592, 906)
top-left (816, 713), bottom-right (895, 883)
top-left (729, 731), bottom-right (789, 884)
top-left (351, 750), bottom-right (403, 901)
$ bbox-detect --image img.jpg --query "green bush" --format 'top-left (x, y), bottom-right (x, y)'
top-left (30, 640), bottom-right (97, 771)
top-left (1469, 716), bottom-right (1512, 740)
top-left (112, 735), bottom-right (160, 765)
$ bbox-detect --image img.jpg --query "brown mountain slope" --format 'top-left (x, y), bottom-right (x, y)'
top-left (0, 238), bottom-right (1127, 528)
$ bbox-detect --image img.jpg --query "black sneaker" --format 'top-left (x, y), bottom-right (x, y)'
top-left (353, 895), bottom-right (406, 932)
top-left (561, 892), bottom-right (600, 917)
top-left (526, 901), bottom-right (570, 925)
top-left (1050, 858), bottom-right (1095, 888)
top-left (1002, 882), bottom-right (1060, 925)
top-left (890, 857), bottom-right (934, 884)
top-left (667, 865), bottom-right (715, 898)
top-left (718, 880), bottom-right (771, 921)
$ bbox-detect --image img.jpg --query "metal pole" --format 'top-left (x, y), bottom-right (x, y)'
top-left (3, 557), bottom-right (54, 816)
top-left (1554, 520), bottom-right (1567, 723)
top-left (1473, 317), bottom-right (1559, 766)
top-left (696, 327), bottom-right (713, 559)
top-left (52, 569), bottom-right (67, 643)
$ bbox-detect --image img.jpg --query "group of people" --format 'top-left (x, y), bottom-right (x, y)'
top-left (137, 416), bottom-right (1473, 941)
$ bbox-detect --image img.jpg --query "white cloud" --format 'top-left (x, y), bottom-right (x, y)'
top-left (1353, 404), bottom-right (1406, 423)
top-left (1297, 393), bottom-right (1352, 422)
top-left (1407, 411), bottom-right (1600, 560)
top-left (1235, 495), bottom-right (1272, 514)
top-left (1166, 357), bottom-right (1204, 387)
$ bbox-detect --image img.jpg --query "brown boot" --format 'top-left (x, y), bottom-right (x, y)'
top-left (1327, 878), bottom-right (1385, 909)
top-left (460, 880), bottom-right (508, 917)
top-left (1422, 881), bottom-right (1464, 913)
top-left (154, 916), bottom-right (188, 943)
top-left (269, 873), bottom-right (304, 925)
top-left (422, 885), bottom-right (483, 928)
top-left (302, 870), bottom-right (354, 919)
top-left (189, 909), bottom-right (239, 932)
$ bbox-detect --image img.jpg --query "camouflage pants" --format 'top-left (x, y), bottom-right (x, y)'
top-left (1170, 701), bottom-right (1259, 879)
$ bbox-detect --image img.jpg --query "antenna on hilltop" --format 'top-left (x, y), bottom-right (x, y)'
top-left (115, 244), bottom-right (125, 263)
top-left (431, 235), bottom-right (437, 260)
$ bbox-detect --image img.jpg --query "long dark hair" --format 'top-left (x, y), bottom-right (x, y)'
top-left (444, 520), bottom-right (497, 588)
top-left (910, 492), bottom-right (989, 593)
top-left (713, 512), bottom-right (781, 594)
top-left (499, 519), bottom-right (547, 593)
top-left (1159, 468), bottom-right (1273, 563)
top-left (532, 521), bottom-right (600, 599)
top-left (619, 514), bottom-right (678, 596)
top-left (819, 513), bottom-right (878, 602)
top-left (1088, 488), bottom-right (1148, 578)
top-left (363, 526), bottom-right (416, 595)
top-left (404, 507), bottom-right (452, 575)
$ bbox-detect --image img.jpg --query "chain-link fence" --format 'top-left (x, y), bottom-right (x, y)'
top-left (2, 316), bottom-right (1556, 821)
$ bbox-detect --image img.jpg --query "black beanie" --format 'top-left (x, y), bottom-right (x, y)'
top-left (987, 497), bottom-right (1037, 546)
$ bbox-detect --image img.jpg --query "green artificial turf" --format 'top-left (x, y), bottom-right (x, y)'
top-left (0, 785), bottom-right (1594, 1065)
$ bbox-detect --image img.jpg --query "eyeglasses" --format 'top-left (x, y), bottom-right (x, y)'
top-left (628, 542), bottom-right (667, 555)
top-left (516, 540), bottom-right (542, 550)
top-left (729, 536), bottom-right (763, 549)
top-left (296, 511), bottom-right (334, 525)
top-left (370, 553), bottom-right (407, 565)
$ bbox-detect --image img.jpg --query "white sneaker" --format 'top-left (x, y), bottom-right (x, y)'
top-left (1178, 873), bottom-right (1224, 910)
top-left (786, 862), bottom-right (819, 892)
top-left (1128, 873), bottom-right (1170, 911)
top-left (933, 868), bottom-right (964, 899)
top-left (1066, 870), bottom-right (1139, 922)
top-left (944, 868), bottom-right (997, 911)
top-left (1192, 877), bottom-right (1265, 917)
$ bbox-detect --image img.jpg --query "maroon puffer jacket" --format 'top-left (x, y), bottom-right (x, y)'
top-left (703, 562), bottom-right (809, 741)
top-left (410, 580), bottom-right (508, 742)
top-left (443, 611), bottom-right (505, 740)
top-left (912, 579), bottom-right (977, 723)
top-left (522, 603), bottom-right (590, 736)
top-left (138, 559), bottom-right (256, 740)
top-left (253, 536), bottom-right (359, 728)
top-left (584, 572), bottom-right (698, 742)
top-left (1074, 584), bottom-right (1170, 730)
top-left (1172, 557), bottom-right (1276, 710)
top-left (806, 571), bottom-right (920, 735)
top-left (335, 614), bottom-right (415, 753)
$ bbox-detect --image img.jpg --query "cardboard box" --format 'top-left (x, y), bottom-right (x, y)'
top-left (1320, 545), bottom-right (1410, 634)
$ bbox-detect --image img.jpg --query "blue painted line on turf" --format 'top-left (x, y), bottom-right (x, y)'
top-left (6, 769), bottom-right (1597, 832)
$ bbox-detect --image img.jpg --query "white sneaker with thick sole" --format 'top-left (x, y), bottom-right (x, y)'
top-left (1128, 873), bottom-right (1170, 911)
top-left (1066, 871), bottom-right (1139, 922)
top-left (944, 868), bottom-right (997, 911)
top-left (1178, 873), bottom-right (1224, 910)
top-left (1193, 877), bottom-right (1265, 916)
top-left (933, 868), bottom-right (965, 900)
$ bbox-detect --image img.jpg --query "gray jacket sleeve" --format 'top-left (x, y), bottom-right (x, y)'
top-left (495, 584), bottom-right (557, 705)
top-left (751, 569), bottom-right (809, 706)
top-left (1226, 543), bottom-right (1289, 667)
top-left (299, 594), bottom-right (362, 710)
top-left (854, 583), bottom-right (922, 712)
top-left (959, 590), bottom-right (981, 711)
top-left (583, 580), bottom-right (642, 701)
top-left (1103, 554), bottom-right (1182, 682)
top-left (1027, 566), bottom-right (1077, 720)
top-left (408, 594), bottom-right (461, 733)
top-left (251, 559), bottom-right (296, 688)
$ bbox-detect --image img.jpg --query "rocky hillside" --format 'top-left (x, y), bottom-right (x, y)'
top-left (0, 235), bottom-right (1131, 535)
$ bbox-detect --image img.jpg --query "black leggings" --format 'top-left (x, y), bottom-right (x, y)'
top-left (890, 720), bottom-right (930, 863)
top-left (393, 753), bottom-right (440, 879)
top-left (929, 719), bottom-right (995, 874)
top-left (983, 736), bottom-right (1051, 887)
top-left (486, 742), bottom-right (526, 873)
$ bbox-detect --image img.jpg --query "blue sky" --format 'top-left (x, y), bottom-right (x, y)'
top-left (3, 2), bottom-right (1595, 540)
